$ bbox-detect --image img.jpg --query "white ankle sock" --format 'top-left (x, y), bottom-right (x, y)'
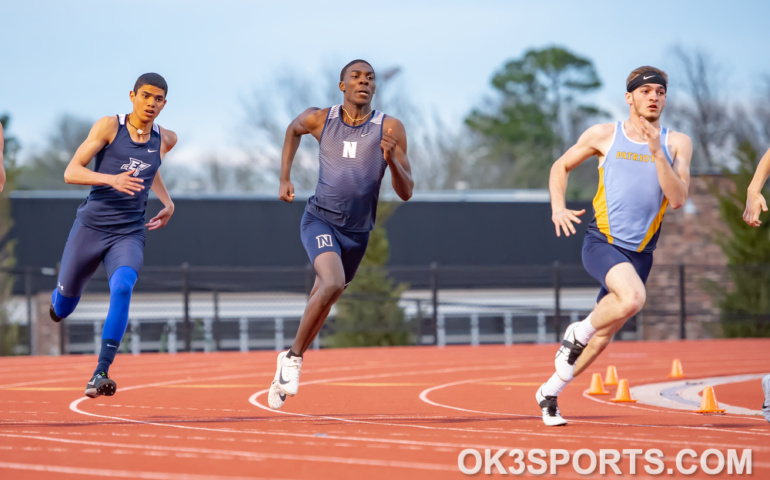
top-left (542, 372), bottom-right (570, 397)
top-left (573, 315), bottom-right (597, 345)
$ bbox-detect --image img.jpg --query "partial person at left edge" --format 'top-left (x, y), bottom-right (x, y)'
top-left (50, 73), bottom-right (177, 398)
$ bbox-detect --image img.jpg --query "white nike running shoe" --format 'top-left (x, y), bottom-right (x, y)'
top-left (273, 350), bottom-right (302, 397)
top-left (554, 322), bottom-right (586, 381)
top-left (536, 386), bottom-right (568, 426)
top-left (268, 351), bottom-right (293, 410)
top-left (268, 380), bottom-right (287, 410)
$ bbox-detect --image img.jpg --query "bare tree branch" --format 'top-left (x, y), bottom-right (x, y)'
top-left (666, 46), bottom-right (734, 172)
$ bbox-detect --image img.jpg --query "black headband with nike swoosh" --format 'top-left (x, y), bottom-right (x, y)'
top-left (626, 71), bottom-right (667, 93)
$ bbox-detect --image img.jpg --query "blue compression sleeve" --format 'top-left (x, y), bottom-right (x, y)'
top-left (101, 266), bottom-right (138, 342)
top-left (51, 289), bottom-right (80, 319)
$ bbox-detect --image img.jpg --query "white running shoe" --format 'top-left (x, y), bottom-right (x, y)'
top-left (273, 350), bottom-right (302, 397)
top-left (268, 351), bottom-right (296, 410)
top-left (268, 380), bottom-right (287, 410)
top-left (536, 386), bottom-right (567, 426)
top-left (554, 322), bottom-right (586, 381)
top-left (762, 374), bottom-right (770, 423)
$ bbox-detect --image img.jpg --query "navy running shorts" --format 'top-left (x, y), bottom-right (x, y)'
top-left (300, 211), bottom-right (369, 285)
top-left (56, 218), bottom-right (145, 297)
top-left (582, 231), bottom-right (653, 302)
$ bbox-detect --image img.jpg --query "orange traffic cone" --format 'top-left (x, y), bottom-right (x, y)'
top-left (610, 379), bottom-right (637, 403)
top-left (667, 359), bottom-right (685, 379)
top-left (694, 386), bottom-right (726, 414)
top-left (588, 373), bottom-right (610, 395)
top-left (604, 365), bottom-right (619, 386)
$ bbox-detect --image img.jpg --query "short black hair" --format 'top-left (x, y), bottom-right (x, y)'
top-left (134, 73), bottom-right (168, 96)
top-left (340, 59), bottom-right (374, 82)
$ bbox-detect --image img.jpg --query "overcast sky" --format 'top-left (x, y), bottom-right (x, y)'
top-left (3, 0), bottom-right (769, 168)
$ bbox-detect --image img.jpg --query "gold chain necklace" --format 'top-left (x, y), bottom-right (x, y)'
top-left (341, 107), bottom-right (373, 123)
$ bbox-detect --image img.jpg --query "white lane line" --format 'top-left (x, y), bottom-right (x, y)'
top-left (0, 376), bottom-right (88, 389)
top-left (69, 366), bottom-right (538, 452)
top-left (68, 361), bottom-right (770, 455)
top-left (253, 367), bottom-right (770, 450)
top-left (630, 373), bottom-right (768, 417)
top-left (0, 361), bottom-right (250, 389)
top-left (71, 363), bottom-right (627, 453)
top-left (0, 460), bottom-right (283, 480)
top-left (579, 385), bottom-right (767, 431)
top-left (0, 434), bottom-right (456, 473)
top-left (417, 372), bottom-right (770, 446)
top-left (581, 389), bottom-right (677, 414)
top-left (248, 368), bottom-right (575, 439)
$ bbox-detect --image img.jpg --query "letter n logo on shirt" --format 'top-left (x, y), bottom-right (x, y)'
top-left (342, 141), bottom-right (357, 159)
top-left (316, 234), bottom-right (333, 248)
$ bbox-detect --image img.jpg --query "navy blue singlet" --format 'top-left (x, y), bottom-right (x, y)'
top-left (76, 114), bottom-right (162, 234)
top-left (305, 105), bottom-right (388, 233)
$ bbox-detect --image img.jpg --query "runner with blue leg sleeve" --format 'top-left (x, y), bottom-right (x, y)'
top-left (50, 73), bottom-right (178, 398)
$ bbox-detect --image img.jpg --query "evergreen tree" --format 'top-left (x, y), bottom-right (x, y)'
top-left (325, 202), bottom-right (412, 347)
top-left (465, 46), bottom-right (607, 197)
top-left (0, 114), bottom-right (21, 355)
top-left (710, 141), bottom-right (770, 337)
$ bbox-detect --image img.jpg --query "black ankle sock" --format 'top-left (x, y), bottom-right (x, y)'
top-left (287, 350), bottom-right (302, 358)
top-left (94, 339), bottom-right (120, 376)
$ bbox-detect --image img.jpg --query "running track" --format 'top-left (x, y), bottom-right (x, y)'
top-left (0, 339), bottom-right (767, 479)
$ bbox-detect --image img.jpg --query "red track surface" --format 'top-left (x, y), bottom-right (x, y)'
top-left (1, 339), bottom-right (768, 479)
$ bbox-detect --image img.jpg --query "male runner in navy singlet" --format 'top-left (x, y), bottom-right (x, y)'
top-left (268, 59), bottom-right (414, 409)
top-left (50, 73), bottom-right (177, 398)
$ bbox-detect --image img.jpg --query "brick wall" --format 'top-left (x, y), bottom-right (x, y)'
top-left (643, 175), bottom-right (733, 339)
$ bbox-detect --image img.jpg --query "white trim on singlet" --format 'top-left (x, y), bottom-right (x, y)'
top-left (617, 120), bottom-right (674, 164)
top-left (597, 122), bottom-right (619, 169)
top-left (618, 120), bottom-right (672, 158)
top-left (329, 105), bottom-right (382, 125)
top-left (117, 114), bottom-right (160, 134)
top-left (619, 120), bottom-right (648, 145)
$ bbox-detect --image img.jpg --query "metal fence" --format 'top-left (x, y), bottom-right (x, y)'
top-left (0, 262), bottom-right (765, 356)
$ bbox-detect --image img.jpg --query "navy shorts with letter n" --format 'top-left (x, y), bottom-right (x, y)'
top-left (582, 230), bottom-right (653, 302)
top-left (300, 211), bottom-right (369, 285)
